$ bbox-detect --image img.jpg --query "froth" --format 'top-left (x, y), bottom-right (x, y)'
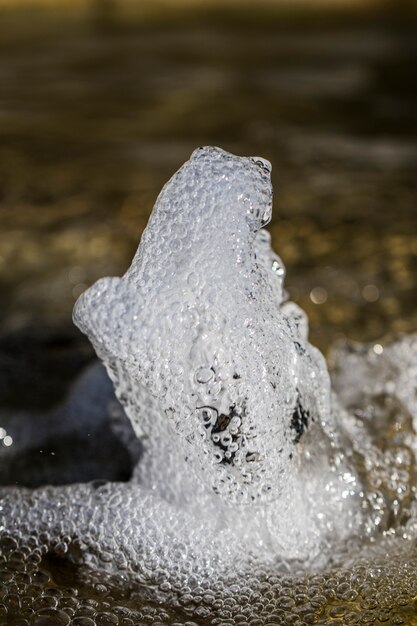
top-left (1, 147), bottom-right (417, 624)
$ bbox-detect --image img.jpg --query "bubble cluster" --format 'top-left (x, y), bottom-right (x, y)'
top-left (73, 147), bottom-right (361, 537)
top-left (1, 147), bottom-right (417, 624)
top-left (1, 525), bottom-right (417, 625)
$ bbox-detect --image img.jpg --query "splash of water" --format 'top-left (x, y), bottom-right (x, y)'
top-left (1, 147), bottom-right (417, 625)
top-left (73, 146), bottom-right (366, 560)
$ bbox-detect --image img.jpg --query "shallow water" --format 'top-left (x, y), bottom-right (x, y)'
top-left (0, 9), bottom-right (416, 351)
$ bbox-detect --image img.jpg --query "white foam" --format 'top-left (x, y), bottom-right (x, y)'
top-left (1, 147), bottom-right (417, 624)
top-left (73, 147), bottom-right (366, 561)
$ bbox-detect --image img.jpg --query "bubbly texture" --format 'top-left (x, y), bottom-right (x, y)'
top-left (74, 148), bottom-right (352, 506)
top-left (1, 147), bottom-right (417, 625)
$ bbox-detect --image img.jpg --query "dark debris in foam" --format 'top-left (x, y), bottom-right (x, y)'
top-left (290, 393), bottom-right (310, 444)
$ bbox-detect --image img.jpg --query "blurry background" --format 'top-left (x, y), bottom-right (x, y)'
top-left (0, 0), bottom-right (416, 408)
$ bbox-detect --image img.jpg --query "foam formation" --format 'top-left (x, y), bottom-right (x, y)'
top-left (74, 147), bottom-right (356, 509)
top-left (1, 147), bottom-right (417, 625)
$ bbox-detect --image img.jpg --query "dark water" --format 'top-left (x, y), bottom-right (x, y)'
top-left (0, 9), bottom-right (416, 356)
